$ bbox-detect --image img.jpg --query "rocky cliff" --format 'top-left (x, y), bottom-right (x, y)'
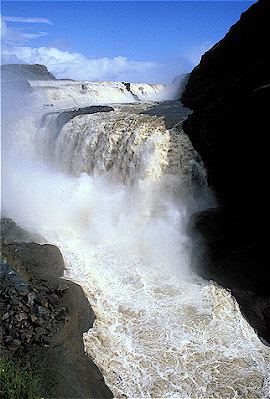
top-left (1, 218), bottom-right (113, 398)
top-left (181, 0), bottom-right (270, 344)
top-left (1, 64), bottom-right (56, 81)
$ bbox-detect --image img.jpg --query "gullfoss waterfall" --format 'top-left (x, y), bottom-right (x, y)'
top-left (2, 83), bottom-right (270, 398)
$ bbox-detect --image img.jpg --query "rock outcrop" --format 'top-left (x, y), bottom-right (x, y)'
top-left (1, 218), bottom-right (113, 398)
top-left (122, 82), bottom-right (140, 101)
top-left (1, 64), bottom-right (56, 81)
top-left (181, 0), bottom-right (270, 344)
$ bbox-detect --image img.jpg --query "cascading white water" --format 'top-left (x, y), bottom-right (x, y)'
top-left (29, 80), bottom-right (176, 109)
top-left (2, 89), bottom-right (270, 398)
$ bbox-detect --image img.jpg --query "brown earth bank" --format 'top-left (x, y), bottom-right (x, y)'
top-left (181, 0), bottom-right (270, 344)
top-left (1, 217), bottom-right (113, 398)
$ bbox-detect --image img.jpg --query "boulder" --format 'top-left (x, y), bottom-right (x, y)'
top-left (1, 240), bottom-right (65, 280)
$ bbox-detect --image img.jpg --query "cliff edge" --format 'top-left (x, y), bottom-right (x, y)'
top-left (181, 0), bottom-right (270, 344)
top-left (1, 64), bottom-right (56, 81)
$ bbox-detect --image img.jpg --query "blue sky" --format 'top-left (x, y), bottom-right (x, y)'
top-left (1, 1), bottom-right (255, 83)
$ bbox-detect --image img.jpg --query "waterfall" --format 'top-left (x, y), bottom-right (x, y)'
top-left (2, 91), bottom-right (269, 398)
top-left (29, 80), bottom-right (176, 109)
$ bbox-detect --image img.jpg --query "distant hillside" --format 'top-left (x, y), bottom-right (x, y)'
top-left (1, 64), bottom-right (56, 81)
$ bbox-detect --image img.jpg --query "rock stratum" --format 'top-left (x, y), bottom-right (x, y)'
top-left (181, 0), bottom-right (270, 344)
top-left (0, 218), bottom-right (113, 398)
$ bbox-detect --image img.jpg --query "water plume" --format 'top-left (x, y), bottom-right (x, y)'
top-left (1, 83), bottom-right (269, 398)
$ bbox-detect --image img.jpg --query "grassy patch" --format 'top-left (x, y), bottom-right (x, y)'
top-left (0, 358), bottom-right (43, 399)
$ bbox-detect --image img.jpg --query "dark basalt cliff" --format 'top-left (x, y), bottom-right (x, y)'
top-left (181, 0), bottom-right (270, 344)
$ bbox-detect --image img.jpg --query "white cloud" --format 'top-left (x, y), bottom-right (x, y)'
top-left (1, 45), bottom-right (165, 83)
top-left (1, 18), bottom-right (8, 38)
top-left (1, 13), bottom-right (215, 83)
top-left (1, 15), bottom-right (50, 44)
top-left (1, 14), bottom-right (209, 83)
top-left (1, 41), bottom-right (210, 83)
top-left (1, 15), bottom-right (185, 83)
top-left (0, 32), bottom-right (214, 84)
top-left (2, 16), bottom-right (52, 25)
top-left (21, 32), bottom-right (49, 39)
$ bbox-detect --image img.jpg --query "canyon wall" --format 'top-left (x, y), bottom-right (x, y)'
top-left (181, 0), bottom-right (270, 343)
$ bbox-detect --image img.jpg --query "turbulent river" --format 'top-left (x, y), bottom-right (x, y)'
top-left (2, 80), bottom-right (270, 398)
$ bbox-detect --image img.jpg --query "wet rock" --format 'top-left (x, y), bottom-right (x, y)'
top-left (5, 336), bottom-right (13, 343)
top-left (1, 217), bottom-right (45, 243)
top-left (30, 315), bottom-right (38, 323)
top-left (57, 283), bottom-right (70, 292)
top-left (20, 330), bottom-right (33, 342)
top-left (34, 284), bottom-right (50, 292)
top-left (8, 339), bottom-right (21, 351)
top-left (2, 312), bottom-right (10, 321)
top-left (3, 237), bottom-right (15, 245)
top-left (122, 82), bottom-right (140, 101)
top-left (27, 292), bottom-right (36, 305)
top-left (34, 333), bottom-right (41, 342)
top-left (37, 306), bottom-right (49, 316)
top-left (35, 327), bottom-right (48, 335)
top-left (40, 299), bottom-right (49, 308)
top-left (10, 296), bottom-right (21, 306)
top-left (15, 312), bottom-right (28, 322)
top-left (21, 305), bottom-right (30, 313)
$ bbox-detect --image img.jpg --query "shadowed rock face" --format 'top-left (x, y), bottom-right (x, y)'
top-left (181, 0), bottom-right (269, 214)
top-left (181, 0), bottom-right (270, 344)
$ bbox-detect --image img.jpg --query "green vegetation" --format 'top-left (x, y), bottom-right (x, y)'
top-left (0, 358), bottom-right (42, 399)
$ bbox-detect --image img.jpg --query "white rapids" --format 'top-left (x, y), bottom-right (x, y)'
top-left (29, 80), bottom-right (178, 109)
top-left (2, 81), bottom-right (270, 399)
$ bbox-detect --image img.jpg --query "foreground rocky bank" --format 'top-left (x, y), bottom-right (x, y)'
top-left (181, 0), bottom-right (270, 344)
top-left (1, 218), bottom-right (113, 398)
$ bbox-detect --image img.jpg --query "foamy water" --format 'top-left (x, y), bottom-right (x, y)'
top-left (2, 84), bottom-right (270, 398)
top-left (29, 80), bottom-right (177, 109)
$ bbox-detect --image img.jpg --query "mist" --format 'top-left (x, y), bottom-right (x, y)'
top-left (1, 89), bottom-right (206, 279)
top-left (2, 71), bottom-right (268, 398)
